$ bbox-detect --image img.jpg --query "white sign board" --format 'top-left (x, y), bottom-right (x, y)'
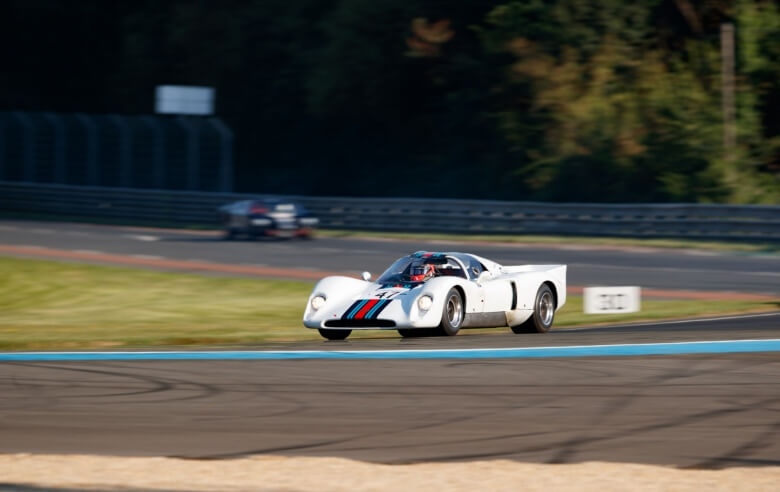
top-left (155, 85), bottom-right (215, 115)
top-left (583, 286), bottom-right (641, 314)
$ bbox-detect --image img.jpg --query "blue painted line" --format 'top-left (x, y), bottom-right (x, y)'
top-left (1, 339), bottom-right (779, 361)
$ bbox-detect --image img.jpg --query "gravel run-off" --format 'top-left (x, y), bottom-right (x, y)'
top-left (1, 455), bottom-right (779, 491)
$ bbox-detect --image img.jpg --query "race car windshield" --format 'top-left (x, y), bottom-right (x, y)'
top-left (377, 256), bottom-right (466, 283)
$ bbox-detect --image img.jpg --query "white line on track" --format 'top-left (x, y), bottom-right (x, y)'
top-left (557, 245), bottom-right (607, 251)
top-left (566, 311), bottom-right (780, 331)
top-left (312, 247), bottom-right (341, 253)
top-left (3, 338), bottom-right (780, 361)
top-left (570, 262), bottom-right (780, 277)
top-left (131, 254), bottom-right (164, 260)
top-left (7, 339), bottom-right (780, 355)
top-left (125, 234), bottom-right (159, 242)
top-left (684, 250), bottom-right (719, 256)
top-left (755, 254), bottom-right (780, 260)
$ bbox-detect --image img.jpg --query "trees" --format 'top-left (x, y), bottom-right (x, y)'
top-left (732, 0), bottom-right (780, 202)
top-left (0, 0), bottom-right (776, 202)
top-left (479, 1), bottom-right (727, 202)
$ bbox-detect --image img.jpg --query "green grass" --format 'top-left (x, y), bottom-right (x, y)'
top-left (554, 296), bottom-right (778, 328)
top-left (0, 257), bottom-right (313, 350)
top-left (0, 257), bottom-right (776, 350)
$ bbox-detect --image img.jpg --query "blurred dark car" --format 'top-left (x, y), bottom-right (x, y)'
top-left (218, 199), bottom-right (319, 239)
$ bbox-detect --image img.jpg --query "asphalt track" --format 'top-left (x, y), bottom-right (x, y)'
top-left (1, 313), bottom-right (779, 468)
top-left (0, 219), bottom-right (778, 294)
top-left (1, 219), bottom-right (779, 468)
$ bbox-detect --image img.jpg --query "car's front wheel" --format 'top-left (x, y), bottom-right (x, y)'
top-left (318, 328), bottom-right (351, 340)
top-left (511, 284), bottom-right (555, 334)
top-left (435, 288), bottom-right (464, 336)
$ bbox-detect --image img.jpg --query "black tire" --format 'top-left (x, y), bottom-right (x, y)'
top-left (435, 288), bottom-right (464, 336)
top-left (318, 329), bottom-right (351, 340)
top-left (511, 284), bottom-right (555, 334)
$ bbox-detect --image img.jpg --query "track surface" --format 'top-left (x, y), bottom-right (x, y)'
top-left (2, 314), bottom-right (779, 468)
top-left (1, 220), bottom-right (779, 468)
top-left (0, 219), bottom-right (778, 293)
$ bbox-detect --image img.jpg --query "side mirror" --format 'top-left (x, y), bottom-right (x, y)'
top-left (477, 271), bottom-right (491, 282)
top-left (361, 271), bottom-right (372, 281)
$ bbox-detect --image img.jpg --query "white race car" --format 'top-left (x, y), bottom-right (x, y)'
top-left (304, 251), bottom-right (566, 340)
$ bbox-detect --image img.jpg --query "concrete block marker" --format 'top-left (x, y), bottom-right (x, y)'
top-left (584, 286), bottom-right (641, 314)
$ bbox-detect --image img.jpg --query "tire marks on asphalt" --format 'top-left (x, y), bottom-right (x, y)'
top-left (3, 355), bottom-right (779, 467)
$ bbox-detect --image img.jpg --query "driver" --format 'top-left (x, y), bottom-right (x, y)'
top-left (409, 263), bottom-right (436, 282)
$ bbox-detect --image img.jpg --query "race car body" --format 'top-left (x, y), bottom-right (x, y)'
top-left (218, 199), bottom-right (318, 239)
top-left (303, 251), bottom-right (566, 340)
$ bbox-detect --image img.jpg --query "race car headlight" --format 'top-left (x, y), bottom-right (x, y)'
top-left (311, 295), bottom-right (326, 311)
top-left (417, 295), bottom-right (433, 311)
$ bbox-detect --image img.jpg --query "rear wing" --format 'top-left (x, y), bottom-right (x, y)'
top-left (503, 264), bottom-right (566, 275)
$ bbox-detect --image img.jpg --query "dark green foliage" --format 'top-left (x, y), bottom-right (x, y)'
top-left (0, 0), bottom-right (776, 202)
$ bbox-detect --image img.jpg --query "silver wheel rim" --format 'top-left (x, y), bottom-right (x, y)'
top-left (538, 291), bottom-right (554, 326)
top-left (446, 294), bottom-right (463, 327)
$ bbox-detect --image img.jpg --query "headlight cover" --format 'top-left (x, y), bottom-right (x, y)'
top-left (417, 295), bottom-right (433, 311)
top-left (311, 295), bottom-right (326, 310)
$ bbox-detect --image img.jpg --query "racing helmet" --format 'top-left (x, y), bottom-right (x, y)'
top-left (409, 263), bottom-right (435, 282)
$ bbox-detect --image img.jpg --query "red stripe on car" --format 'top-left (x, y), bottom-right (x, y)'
top-left (353, 299), bottom-right (379, 319)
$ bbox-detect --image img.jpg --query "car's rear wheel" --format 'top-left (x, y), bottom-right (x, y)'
top-left (434, 288), bottom-right (464, 336)
top-left (511, 284), bottom-right (555, 334)
top-left (318, 328), bottom-right (351, 340)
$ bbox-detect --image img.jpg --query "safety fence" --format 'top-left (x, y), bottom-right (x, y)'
top-left (1, 181), bottom-right (778, 241)
top-left (0, 112), bottom-right (233, 192)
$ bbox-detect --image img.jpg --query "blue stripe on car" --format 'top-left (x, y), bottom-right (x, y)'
top-left (340, 300), bottom-right (361, 319)
top-left (364, 299), bottom-right (389, 319)
top-left (346, 300), bottom-right (369, 319)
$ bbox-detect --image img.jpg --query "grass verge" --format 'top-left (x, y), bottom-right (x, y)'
top-left (0, 257), bottom-right (776, 350)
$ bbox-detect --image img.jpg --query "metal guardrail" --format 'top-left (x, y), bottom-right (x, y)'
top-left (1, 181), bottom-right (778, 241)
top-left (0, 112), bottom-right (234, 192)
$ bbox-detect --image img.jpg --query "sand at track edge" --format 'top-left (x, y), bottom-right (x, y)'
top-left (1, 454), bottom-right (779, 491)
